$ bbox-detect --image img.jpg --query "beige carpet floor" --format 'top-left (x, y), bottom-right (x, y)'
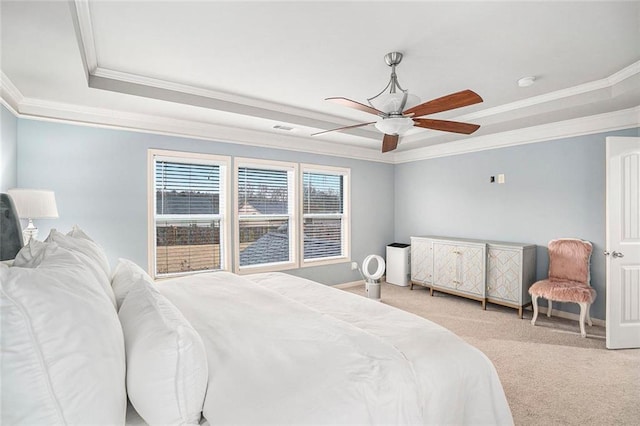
top-left (343, 282), bottom-right (640, 426)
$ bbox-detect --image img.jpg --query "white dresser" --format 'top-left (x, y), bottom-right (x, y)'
top-left (410, 236), bottom-right (537, 317)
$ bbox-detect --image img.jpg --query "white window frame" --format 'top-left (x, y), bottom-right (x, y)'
top-left (300, 164), bottom-right (351, 267)
top-left (234, 158), bottom-right (298, 274)
top-left (147, 149), bottom-right (231, 279)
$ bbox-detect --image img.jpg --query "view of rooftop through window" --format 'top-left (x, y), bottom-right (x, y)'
top-left (303, 171), bottom-right (344, 260)
top-left (237, 166), bottom-right (293, 267)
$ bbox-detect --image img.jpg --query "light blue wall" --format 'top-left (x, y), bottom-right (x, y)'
top-left (394, 128), bottom-right (639, 320)
top-left (15, 118), bottom-right (395, 285)
top-left (11, 106), bottom-right (639, 318)
top-left (1, 105), bottom-right (18, 191)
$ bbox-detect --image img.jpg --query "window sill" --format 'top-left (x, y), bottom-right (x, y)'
top-left (301, 257), bottom-right (350, 268)
top-left (235, 261), bottom-right (299, 275)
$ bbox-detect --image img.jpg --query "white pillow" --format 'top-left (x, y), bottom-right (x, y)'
top-left (12, 239), bottom-right (50, 267)
top-left (119, 278), bottom-right (208, 425)
top-left (46, 228), bottom-right (111, 279)
top-left (1, 247), bottom-right (127, 424)
top-left (111, 258), bottom-right (154, 309)
top-left (67, 224), bottom-right (94, 241)
top-left (15, 239), bottom-right (117, 308)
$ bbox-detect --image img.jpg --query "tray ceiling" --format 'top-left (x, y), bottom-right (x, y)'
top-left (1, 1), bottom-right (639, 163)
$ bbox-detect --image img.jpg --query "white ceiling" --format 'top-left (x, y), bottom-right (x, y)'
top-left (1, 0), bottom-right (639, 163)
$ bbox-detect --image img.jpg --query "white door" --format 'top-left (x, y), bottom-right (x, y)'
top-left (606, 137), bottom-right (640, 349)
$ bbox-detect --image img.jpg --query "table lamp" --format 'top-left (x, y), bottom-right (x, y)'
top-left (7, 189), bottom-right (59, 245)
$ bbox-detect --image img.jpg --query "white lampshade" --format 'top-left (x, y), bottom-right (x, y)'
top-left (369, 92), bottom-right (420, 114)
top-left (7, 189), bottom-right (59, 219)
top-left (375, 117), bottom-right (415, 135)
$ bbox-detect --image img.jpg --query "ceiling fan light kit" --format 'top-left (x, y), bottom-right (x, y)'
top-left (315, 51), bottom-right (484, 153)
top-left (375, 116), bottom-right (414, 135)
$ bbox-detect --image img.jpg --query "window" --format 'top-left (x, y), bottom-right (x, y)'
top-left (235, 159), bottom-right (297, 272)
top-left (148, 150), bottom-right (230, 278)
top-left (149, 152), bottom-right (350, 276)
top-left (301, 165), bottom-right (350, 265)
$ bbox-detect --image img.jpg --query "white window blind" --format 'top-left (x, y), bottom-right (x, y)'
top-left (237, 165), bottom-right (295, 268)
top-left (302, 170), bottom-right (346, 261)
top-left (154, 158), bottom-right (225, 276)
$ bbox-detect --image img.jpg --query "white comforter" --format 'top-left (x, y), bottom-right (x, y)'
top-left (158, 271), bottom-right (512, 425)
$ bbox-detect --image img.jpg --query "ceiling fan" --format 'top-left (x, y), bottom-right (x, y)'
top-left (313, 52), bottom-right (483, 153)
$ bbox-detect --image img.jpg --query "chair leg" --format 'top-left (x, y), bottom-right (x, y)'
top-left (578, 302), bottom-right (588, 338)
top-left (586, 303), bottom-right (593, 326)
top-left (547, 300), bottom-right (553, 317)
top-left (531, 295), bottom-right (539, 326)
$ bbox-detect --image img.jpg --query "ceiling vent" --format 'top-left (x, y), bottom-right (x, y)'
top-left (273, 124), bottom-right (295, 131)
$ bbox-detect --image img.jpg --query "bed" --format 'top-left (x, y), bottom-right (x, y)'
top-left (1, 224), bottom-right (512, 425)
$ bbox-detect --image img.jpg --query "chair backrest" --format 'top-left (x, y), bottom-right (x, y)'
top-left (547, 238), bottom-right (592, 285)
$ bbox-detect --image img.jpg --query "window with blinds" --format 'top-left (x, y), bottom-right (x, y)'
top-left (236, 162), bottom-right (296, 269)
top-left (302, 167), bottom-right (349, 262)
top-left (153, 153), bottom-right (228, 277)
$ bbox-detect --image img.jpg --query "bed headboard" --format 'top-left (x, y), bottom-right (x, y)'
top-left (1, 193), bottom-right (23, 261)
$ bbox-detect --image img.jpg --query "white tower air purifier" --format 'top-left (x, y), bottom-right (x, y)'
top-left (386, 243), bottom-right (410, 286)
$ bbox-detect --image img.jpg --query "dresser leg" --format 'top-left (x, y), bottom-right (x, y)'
top-left (430, 287), bottom-right (434, 297)
top-left (518, 307), bottom-right (523, 319)
top-left (482, 299), bottom-right (486, 310)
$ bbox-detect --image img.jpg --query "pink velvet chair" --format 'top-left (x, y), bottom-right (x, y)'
top-left (529, 238), bottom-right (596, 337)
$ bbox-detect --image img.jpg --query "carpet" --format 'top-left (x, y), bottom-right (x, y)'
top-left (343, 282), bottom-right (640, 426)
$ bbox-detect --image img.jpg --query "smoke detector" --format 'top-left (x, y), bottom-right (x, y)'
top-left (517, 76), bottom-right (536, 87)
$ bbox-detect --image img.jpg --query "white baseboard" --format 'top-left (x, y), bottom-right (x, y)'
top-left (335, 275), bottom-right (389, 289)
top-left (525, 305), bottom-right (605, 327)
top-left (334, 280), bottom-right (606, 326)
top-left (334, 280), bottom-right (363, 289)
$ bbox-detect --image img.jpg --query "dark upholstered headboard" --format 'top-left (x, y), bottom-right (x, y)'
top-left (1, 193), bottom-right (23, 261)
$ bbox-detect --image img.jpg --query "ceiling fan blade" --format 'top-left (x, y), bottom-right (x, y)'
top-left (404, 90), bottom-right (483, 117)
top-left (326, 97), bottom-right (384, 116)
top-left (311, 121), bottom-right (375, 137)
top-left (382, 134), bottom-right (399, 153)
top-left (413, 118), bottom-right (480, 135)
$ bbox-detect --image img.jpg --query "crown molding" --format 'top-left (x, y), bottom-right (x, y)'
top-left (392, 106), bottom-right (640, 163)
top-left (70, 0), bottom-right (98, 74)
top-left (88, 67), bottom-right (378, 140)
top-left (13, 95), bottom-right (393, 164)
top-left (91, 67), bottom-right (351, 125)
top-left (455, 60), bottom-right (640, 122)
top-left (608, 60), bottom-right (640, 86)
top-left (2, 70), bottom-right (637, 165)
top-left (0, 71), bottom-right (23, 114)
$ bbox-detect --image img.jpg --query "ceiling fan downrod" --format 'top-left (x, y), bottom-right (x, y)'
top-left (367, 52), bottom-right (409, 115)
